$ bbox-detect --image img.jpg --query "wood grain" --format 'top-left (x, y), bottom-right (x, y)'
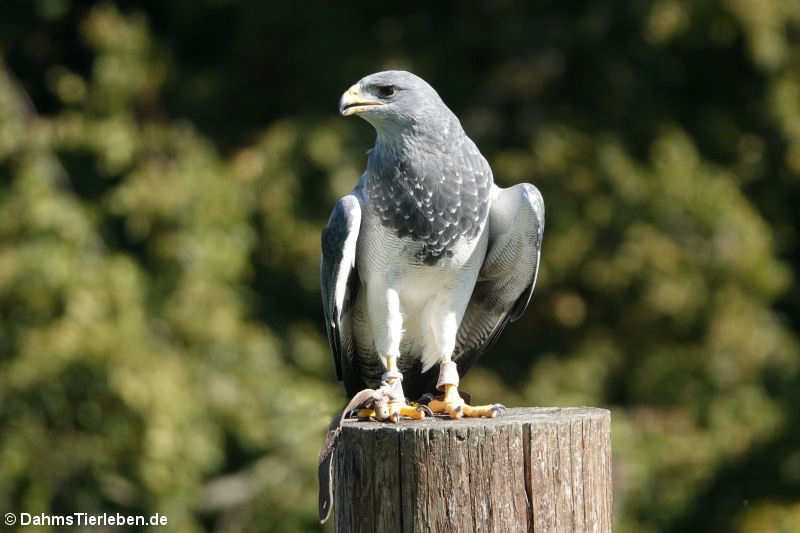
top-left (333, 407), bottom-right (612, 532)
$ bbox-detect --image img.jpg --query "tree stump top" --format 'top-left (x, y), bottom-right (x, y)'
top-left (340, 407), bottom-right (609, 432)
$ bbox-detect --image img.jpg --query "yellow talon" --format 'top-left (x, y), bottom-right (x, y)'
top-left (352, 358), bottom-right (430, 423)
top-left (394, 403), bottom-right (426, 420)
top-left (356, 403), bottom-right (426, 421)
top-left (463, 404), bottom-right (500, 418)
top-left (428, 384), bottom-right (504, 419)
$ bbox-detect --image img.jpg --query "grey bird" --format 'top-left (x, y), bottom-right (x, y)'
top-left (321, 70), bottom-right (544, 421)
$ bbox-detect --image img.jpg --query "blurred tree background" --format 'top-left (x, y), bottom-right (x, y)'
top-left (0, 1), bottom-right (799, 531)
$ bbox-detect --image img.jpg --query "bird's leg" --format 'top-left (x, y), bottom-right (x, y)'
top-left (357, 356), bottom-right (428, 422)
top-left (427, 360), bottom-right (464, 418)
top-left (427, 360), bottom-right (505, 419)
top-left (422, 309), bottom-right (502, 418)
top-left (385, 356), bottom-right (428, 421)
top-left (358, 287), bottom-right (428, 422)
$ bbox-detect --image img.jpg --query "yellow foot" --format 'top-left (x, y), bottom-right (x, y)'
top-left (356, 402), bottom-right (429, 423)
top-left (428, 384), bottom-right (506, 419)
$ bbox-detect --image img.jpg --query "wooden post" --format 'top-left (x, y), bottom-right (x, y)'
top-left (333, 407), bottom-right (612, 532)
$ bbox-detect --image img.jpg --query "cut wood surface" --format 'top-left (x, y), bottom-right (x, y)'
top-left (333, 407), bottom-right (612, 533)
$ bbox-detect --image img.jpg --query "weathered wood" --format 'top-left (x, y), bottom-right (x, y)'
top-left (333, 407), bottom-right (611, 532)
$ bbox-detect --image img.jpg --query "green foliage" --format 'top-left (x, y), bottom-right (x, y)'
top-left (0, 1), bottom-right (799, 531)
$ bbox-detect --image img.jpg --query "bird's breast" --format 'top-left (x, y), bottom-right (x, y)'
top-left (364, 145), bottom-right (492, 265)
top-left (357, 209), bottom-right (487, 276)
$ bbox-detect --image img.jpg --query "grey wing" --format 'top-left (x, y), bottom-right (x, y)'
top-left (454, 183), bottom-right (545, 371)
top-left (320, 194), bottom-right (362, 380)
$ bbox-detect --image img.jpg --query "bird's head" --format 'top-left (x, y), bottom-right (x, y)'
top-left (339, 71), bottom-right (455, 141)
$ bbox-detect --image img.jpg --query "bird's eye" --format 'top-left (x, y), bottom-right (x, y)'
top-left (377, 85), bottom-right (395, 98)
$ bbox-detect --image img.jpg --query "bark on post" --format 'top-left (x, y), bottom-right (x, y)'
top-left (333, 407), bottom-right (612, 532)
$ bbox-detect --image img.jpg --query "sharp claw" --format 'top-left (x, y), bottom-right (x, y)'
top-left (417, 405), bottom-right (433, 417)
top-left (389, 413), bottom-right (399, 424)
top-left (492, 404), bottom-right (506, 417)
top-left (416, 393), bottom-right (436, 405)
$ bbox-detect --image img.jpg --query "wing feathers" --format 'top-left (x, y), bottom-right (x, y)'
top-left (320, 194), bottom-right (361, 380)
top-left (454, 183), bottom-right (544, 370)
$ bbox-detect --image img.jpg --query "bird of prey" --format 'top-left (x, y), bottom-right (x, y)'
top-left (321, 70), bottom-right (544, 422)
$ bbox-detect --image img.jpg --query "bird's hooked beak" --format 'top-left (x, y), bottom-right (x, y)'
top-left (339, 84), bottom-right (384, 116)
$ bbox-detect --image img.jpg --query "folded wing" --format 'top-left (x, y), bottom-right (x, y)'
top-left (454, 183), bottom-right (545, 371)
top-left (320, 194), bottom-right (361, 382)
